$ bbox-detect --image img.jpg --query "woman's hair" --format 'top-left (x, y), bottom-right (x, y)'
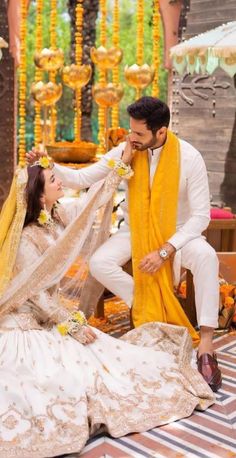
top-left (127, 96), bottom-right (170, 134)
top-left (24, 165), bottom-right (45, 227)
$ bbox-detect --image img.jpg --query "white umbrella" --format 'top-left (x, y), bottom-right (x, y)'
top-left (0, 37), bottom-right (8, 61)
top-left (170, 21), bottom-right (236, 77)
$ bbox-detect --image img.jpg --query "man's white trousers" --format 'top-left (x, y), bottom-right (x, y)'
top-left (89, 228), bottom-right (219, 328)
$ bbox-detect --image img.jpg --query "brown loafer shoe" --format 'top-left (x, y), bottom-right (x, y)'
top-left (197, 353), bottom-right (222, 392)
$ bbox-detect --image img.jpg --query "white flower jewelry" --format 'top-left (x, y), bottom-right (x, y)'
top-left (107, 158), bottom-right (134, 179)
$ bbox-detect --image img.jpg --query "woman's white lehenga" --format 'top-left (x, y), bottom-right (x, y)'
top-left (0, 172), bottom-right (214, 458)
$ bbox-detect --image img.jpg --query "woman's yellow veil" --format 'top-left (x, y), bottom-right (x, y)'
top-left (0, 168), bottom-right (27, 297)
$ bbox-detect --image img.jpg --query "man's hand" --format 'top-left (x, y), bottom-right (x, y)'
top-left (121, 135), bottom-right (135, 165)
top-left (26, 146), bottom-right (47, 165)
top-left (139, 250), bottom-right (164, 274)
top-left (139, 243), bottom-right (176, 274)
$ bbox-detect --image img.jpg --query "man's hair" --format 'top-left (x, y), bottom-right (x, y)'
top-left (127, 96), bottom-right (170, 133)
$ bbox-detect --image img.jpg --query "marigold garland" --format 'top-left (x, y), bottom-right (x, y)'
top-left (97, 0), bottom-right (107, 154)
top-left (49, 0), bottom-right (57, 143)
top-left (19, 0), bottom-right (27, 167)
top-left (152, 0), bottom-right (160, 97)
top-left (74, 0), bottom-right (84, 142)
top-left (111, 0), bottom-right (120, 128)
top-left (34, 0), bottom-right (43, 147)
top-left (136, 0), bottom-right (144, 99)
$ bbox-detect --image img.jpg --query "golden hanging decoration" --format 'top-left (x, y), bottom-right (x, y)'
top-left (96, 0), bottom-right (107, 155)
top-left (18, 0), bottom-right (27, 167)
top-left (34, 0), bottom-right (43, 147)
top-left (73, 0), bottom-right (85, 142)
top-left (152, 0), bottom-right (160, 97)
top-left (31, 81), bottom-right (62, 147)
top-left (62, 64), bottom-right (92, 90)
top-left (124, 0), bottom-right (154, 99)
top-left (92, 83), bottom-right (124, 108)
top-left (34, 48), bottom-right (64, 72)
top-left (90, 46), bottom-right (123, 70)
top-left (124, 64), bottom-right (155, 89)
top-left (49, 0), bottom-right (59, 143)
top-left (111, 0), bottom-right (120, 128)
top-left (31, 81), bottom-right (62, 106)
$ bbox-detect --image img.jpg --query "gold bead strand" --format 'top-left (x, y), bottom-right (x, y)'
top-left (111, 0), bottom-right (120, 128)
top-left (49, 0), bottom-right (57, 143)
top-left (136, 0), bottom-right (144, 99)
top-left (152, 0), bottom-right (160, 98)
top-left (34, 0), bottom-right (43, 147)
top-left (97, 0), bottom-right (107, 154)
top-left (18, 0), bottom-right (27, 167)
top-left (74, 0), bottom-right (83, 142)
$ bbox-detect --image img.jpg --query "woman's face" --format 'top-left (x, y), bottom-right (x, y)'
top-left (43, 168), bottom-right (64, 207)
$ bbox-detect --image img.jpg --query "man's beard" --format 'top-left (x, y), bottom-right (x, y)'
top-left (131, 134), bottom-right (157, 151)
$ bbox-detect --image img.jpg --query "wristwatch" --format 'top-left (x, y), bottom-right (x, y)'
top-left (158, 248), bottom-right (169, 260)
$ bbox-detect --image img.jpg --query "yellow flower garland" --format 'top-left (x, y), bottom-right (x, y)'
top-left (152, 0), bottom-right (160, 98)
top-left (111, 0), bottom-right (120, 128)
top-left (49, 0), bottom-right (57, 143)
top-left (97, 0), bottom-right (107, 155)
top-left (34, 0), bottom-right (43, 147)
top-left (74, 0), bottom-right (84, 142)
top-left (19, 0), bottom-right (27, 167)
top-left (136, 0), bottom-right (144, 99)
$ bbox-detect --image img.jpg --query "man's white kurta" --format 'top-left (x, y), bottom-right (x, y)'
top-left (54, 139), bottom-right (219, 328)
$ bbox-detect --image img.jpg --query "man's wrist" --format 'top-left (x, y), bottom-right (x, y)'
top-left (158, 242), bottom-right (176, 260)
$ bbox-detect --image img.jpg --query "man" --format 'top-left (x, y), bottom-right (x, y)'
top-left (28, 97), bottom-right (222, 392)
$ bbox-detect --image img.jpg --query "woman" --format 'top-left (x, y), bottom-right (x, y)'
top-left (0, 156), bottom-right (214, 458)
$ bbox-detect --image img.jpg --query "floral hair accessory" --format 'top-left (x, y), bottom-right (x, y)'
top-left (57, 310), bottom-right (88, 336)
top-left (32, 156), bottom-right (53, 169)
top-left (107, 158), bottom-right (134, 180)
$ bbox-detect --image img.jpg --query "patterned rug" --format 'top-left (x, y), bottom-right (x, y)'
top-left (57, 301), bottom-right (236, 458)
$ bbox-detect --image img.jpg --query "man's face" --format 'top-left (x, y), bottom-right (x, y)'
top-left (129, 117), bottom-right (165, 151)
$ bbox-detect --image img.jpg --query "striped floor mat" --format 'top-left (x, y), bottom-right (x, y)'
top-left (61, 330), bottom-right (236, 458)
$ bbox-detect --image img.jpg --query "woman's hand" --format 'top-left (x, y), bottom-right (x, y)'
top-left (121, 136), bottom-right (135, 165)
top-left (26, 147), bottom-right (48, 165)
top-left (72, 326), bottom-right (97, 345)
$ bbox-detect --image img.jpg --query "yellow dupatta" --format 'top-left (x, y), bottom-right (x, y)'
top-left (128, 130), bottom-right (199, 346)
top-left (0, 168), bottom-right (27, 297)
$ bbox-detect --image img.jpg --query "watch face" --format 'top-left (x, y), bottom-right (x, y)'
top-left (159, 248), bottom-right (168, 259)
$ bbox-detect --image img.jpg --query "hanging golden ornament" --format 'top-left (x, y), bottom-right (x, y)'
top-left (92, 83), bottom-right (124, 108)
top-left (62, 64), bottom-right (92, 90)
top-left (96, 0), bottom-right (107, 155)
top-left (124, 63), bottom-right (155, 89)
top-left (34, 0), bottom-right (44, 148)
top-left (124, 0), bottom-right (154, 99)
top-left (34, 48), bottom-right (64, 71)
top-left (152, 0), bottom-right (160, 97)
top-left (90, 46), bottom-right (123, 70)
top-left (111, 0), bottom-right (120, 129)
top-left (73, 0), bottom-right (84, 142)
top-left (49, 0), bottom-right (58, 143)
top-left (31, 81), bottom-right (62, 147)
top-left (18, 0), bottom-right (27, 167)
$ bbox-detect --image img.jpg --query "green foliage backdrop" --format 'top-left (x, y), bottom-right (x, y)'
top-left (24, 0), bottom-right (167, 148)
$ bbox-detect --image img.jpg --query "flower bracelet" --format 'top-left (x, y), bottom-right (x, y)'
top-left (107, 158), bottom-right (134, 180)
top-left (57, 310), bottom-right (88, 336)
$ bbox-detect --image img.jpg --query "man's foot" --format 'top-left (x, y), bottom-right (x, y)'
top-left (197, 353), bottom-right (222, 392)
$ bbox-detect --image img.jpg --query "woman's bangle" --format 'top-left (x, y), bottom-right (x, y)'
top-left (107, 158), bottom-right (134, 180)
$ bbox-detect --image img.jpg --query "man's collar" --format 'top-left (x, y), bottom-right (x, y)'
top-left (148, 145), bottom-right (163, 155)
